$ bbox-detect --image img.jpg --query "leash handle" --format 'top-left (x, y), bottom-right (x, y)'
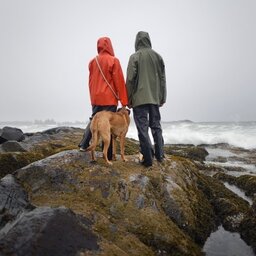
top-left (95, 56), bottom-right (119, 100)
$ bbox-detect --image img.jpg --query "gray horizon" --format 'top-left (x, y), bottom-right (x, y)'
top-left (1, 0), bottom-right (256, 123)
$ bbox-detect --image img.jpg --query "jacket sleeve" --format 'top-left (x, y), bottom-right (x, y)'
top-left (112, 58), bottom-right (128, 106)
top-left (126, 54), bottom-right (138, 107)
top-left (160, 58), bottom-right (167, 105)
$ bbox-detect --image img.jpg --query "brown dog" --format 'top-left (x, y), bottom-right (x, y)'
top-left (86, 107), bottom-right (130, 165)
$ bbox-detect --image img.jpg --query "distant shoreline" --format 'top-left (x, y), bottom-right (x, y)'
top-left (1, 120), bottom-right (256, 125)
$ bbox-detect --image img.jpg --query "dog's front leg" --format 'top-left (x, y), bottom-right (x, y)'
top-left (112, 137), bottom-right (116, 161)
top-left (91, 150), bottom-right (96, 162)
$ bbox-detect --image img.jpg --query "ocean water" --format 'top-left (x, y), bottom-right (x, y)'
top-left (160, 121), bottom-right (256, 150)
top-left (1, 121), bottom-right (256, 150)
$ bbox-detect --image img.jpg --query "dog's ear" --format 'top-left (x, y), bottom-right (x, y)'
top-left (126, 108), bottom-right (131, 115)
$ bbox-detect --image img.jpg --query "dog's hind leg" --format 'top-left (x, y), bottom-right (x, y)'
top-left (102, 134), bottom-right (112, 165)
top-left (86, 129), bottom-right (98, 162)
top-left (91, 150), bottom-right (96, 161)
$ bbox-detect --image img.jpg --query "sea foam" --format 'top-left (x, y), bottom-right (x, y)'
top-left (1, 121), bottom-right (256, 150)
top-left (159, 121), bottom-right (256, 149)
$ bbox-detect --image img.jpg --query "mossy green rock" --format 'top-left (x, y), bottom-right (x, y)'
top-left (214, 172), bottom-right (256, 197)
top-left (240, 199), bottom-right (256, 253)
top-left (164, 145), bottom-right (209, 162)
top-left (13, 149), bottom-right (249, 255)
top-left (0, 127), bottom-right (139, 179)
top-left (15, 151), bottom-right (202, 255)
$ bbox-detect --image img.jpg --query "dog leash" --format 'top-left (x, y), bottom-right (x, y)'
top-left (95, 56), bottom-right (119, 100)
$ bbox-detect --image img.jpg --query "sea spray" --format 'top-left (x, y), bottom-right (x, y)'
top-left (1, 121), bottom-right (256, 149)
top-left (161, 121), bottom-right (256, 149)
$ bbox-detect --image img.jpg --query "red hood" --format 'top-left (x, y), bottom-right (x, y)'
top-left (97, 37), bottom-right (115, 56)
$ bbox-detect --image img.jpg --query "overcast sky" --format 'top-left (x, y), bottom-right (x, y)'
top-left (1, 0), bottom-right (256, 122)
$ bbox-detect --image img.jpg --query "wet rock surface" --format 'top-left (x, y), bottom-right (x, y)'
top-left (203, 143), bottom-right (256, 177)
top-left (214, 172), bottom-right (256, 197)
top-left (0, 127), bottom-right (255, 255)
top-left (0, 207), bottom-right (99, 256)
top-left (164, 144), bottom-right (209, 162)
top-left (0, 174), bottom-right (34, 228)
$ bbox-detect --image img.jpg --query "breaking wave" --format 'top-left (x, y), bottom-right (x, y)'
top-left (128, 121), bottom-right (256, 149)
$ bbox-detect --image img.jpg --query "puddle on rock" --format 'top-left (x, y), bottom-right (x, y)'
top-left (223, 182), bottom-right (253, 205)
top-left (203, 225), bottom-right (255, 256)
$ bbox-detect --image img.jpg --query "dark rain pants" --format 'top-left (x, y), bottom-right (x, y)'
top-left (133, 104), bottom-right (164, 165)
top-left (78, 105), bottom-right (117, 160)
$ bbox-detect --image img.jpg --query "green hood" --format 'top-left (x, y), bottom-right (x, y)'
top-left (126, 31), bottom-right (166, 108)
top-left (135, 31), bottom-right (152, 51)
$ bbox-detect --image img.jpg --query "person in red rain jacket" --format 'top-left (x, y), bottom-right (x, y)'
top-left (89, 37), bottom-right (128, 106)
top-left (79, 37), bottom-right (128, 160)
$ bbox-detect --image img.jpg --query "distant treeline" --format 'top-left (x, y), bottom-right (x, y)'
top-left (0, 119), bottom-right (86, 126)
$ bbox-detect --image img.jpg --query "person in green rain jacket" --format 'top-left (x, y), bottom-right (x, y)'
top-left (126, 31), bottom-right (167, 167)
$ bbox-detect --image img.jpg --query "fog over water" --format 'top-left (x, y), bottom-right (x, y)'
top-left (1, 0), bottom-right (256, 122)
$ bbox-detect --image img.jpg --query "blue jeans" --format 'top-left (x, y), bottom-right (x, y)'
top-left (133, 104), bottom-right (164, 165)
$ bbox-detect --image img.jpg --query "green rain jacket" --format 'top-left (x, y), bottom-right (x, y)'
top-left (126, 31), bottom-right (166, 108)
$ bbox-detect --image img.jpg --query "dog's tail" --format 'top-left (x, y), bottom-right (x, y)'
top-left (85, 117), bottom-right (98, 152)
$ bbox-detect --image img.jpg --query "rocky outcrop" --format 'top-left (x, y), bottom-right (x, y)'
top-left (0, 126), bottom-right (255, 255)
top-left (14, 152), bottom-right (205, 255)
top-left (0, 127), bottom-right (139, 179)
top-left (0, 127), bottom-right (85, 179)
top-left (12, 150), bottom-right (252, 254)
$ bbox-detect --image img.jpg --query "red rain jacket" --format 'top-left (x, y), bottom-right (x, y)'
top-left (88, 37), bottom-right (128, 106)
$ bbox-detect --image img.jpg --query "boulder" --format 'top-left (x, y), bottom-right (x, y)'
top-left (0, 152), bottom-right (43, 179)
top-left (41, 126), bottom-right (81, 135)
top-left (0, 207), bottom-right (99, 256)
top-left (0, 174), bottom-right (33, 228)
top-left (0, 141), bottom-right (27, 153)
top-left (0, 127), bottom-right (25, 144)
top-left (15, 150), bottom-right (91, 193)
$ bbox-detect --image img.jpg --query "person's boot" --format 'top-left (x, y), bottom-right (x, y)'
top-left (78, 122), bottom-right (91, 151)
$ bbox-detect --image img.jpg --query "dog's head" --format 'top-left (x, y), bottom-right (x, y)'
top-left (117, 107), bottom-right (131, 115)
